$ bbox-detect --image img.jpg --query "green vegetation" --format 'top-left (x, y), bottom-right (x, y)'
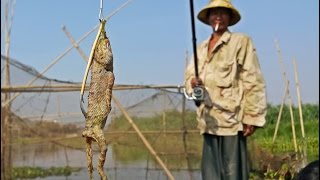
top-left (265, 103), bottom-right (318, 124)
top-left (252, 120), bottom-right (319, 161)
top-left (253, 103), bottom-right (319, 162)
top-left (12, 166), bottom-right (81, 179)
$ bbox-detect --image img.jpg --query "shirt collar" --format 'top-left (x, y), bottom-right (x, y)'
top-left (204, 30), bottom-right (232, 47)
top-left (219, 30), bottom-right (231, 44)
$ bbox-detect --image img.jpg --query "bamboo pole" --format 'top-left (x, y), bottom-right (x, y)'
top-left (112, 95), bottom-right (175, 180)
top-left (1, 0), bottom-right (16, 179)
top-left (163, 111), bottom-right (168, 168)
top-left (57, 95), bottom-right (62, 119)
top-left (0, 0), bottom-right (16, 43)
top-left (15, 129), bottom-right (200, 135)
top-left (61, 25), bottom-right (88, 62)
top-left (0, 0), bottom-right (5, 40)
top-left (1, 0), bottom-right (133, 107)
top-left (7, 130), bottom-right (200, 145)
top-left (145, 153), bottom-right (150, 179)
top-left (104, 130), bottom-right (200, 135)
top-left (61, 94), bottom-right (70, 166)
top-left (182, 52), bottom-right (194, 180)
top-left (1, 84), bottom-right (184, 93)
top-left (163, 111), bottom-right (167, 141)
top-left (271, 81), bottom-right (288, 153)
top-left (287, 97), bottom-right (298, 152)
top-left (274, 39), bottom-right (298, 154)
top-left (20, 112), bottom-right (83, 119)
top-left (293, 58), bottom-right (307, 166)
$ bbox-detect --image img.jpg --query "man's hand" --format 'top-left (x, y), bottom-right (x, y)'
top-left (191, 77), bottom-right (203, 88)
top-left (243, 124), bottom-right (256, 137)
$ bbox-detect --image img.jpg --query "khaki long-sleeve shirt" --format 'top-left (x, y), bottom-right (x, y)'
top-left (185, 30), bottom-right (267, 136)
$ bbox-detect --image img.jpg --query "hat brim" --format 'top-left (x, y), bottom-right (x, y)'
top-left (197, 6), bottom-right (241, 26)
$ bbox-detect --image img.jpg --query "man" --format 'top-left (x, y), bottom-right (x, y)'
top-left (184, 0), bottom-right (267, 179)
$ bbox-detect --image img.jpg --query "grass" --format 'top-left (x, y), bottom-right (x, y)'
top-left (252, 119), bottom-right (319, 162)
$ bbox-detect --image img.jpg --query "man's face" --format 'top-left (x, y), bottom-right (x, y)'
top-left (207, 7), bottom-right (231, 32)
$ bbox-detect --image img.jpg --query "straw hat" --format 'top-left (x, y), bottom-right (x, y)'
top-left (197, 0), bottom-right (241, 26)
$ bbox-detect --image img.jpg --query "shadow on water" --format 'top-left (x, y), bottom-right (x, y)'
top-left (12, 143), bottom-right (202, 180)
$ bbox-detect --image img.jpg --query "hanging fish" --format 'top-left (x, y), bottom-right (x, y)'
top-left (80, 19), bottom-right (114, 180)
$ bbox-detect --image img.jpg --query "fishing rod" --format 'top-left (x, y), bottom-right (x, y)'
top-left (184, 0), bottom-right (204, 104)
top-left (79, 0), bottom-right (107, 118)
top-left (189, 0), bottom-right (199, 78)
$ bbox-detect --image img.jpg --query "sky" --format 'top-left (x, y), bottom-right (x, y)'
top-left (1, 0), bottom-right (319, 105)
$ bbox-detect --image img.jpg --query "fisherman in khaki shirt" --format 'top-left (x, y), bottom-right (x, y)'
top-left (184, 0), bottom-right (267, 179)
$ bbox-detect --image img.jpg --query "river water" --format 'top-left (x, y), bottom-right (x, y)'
top-left (12, 143), bottom-right (201, 180)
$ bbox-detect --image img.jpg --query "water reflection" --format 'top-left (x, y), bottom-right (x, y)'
top-left (12, 143), bottom-right (201, 179)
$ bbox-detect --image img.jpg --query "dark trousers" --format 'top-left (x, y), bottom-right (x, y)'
top-left (201, 132), bottom-right (249, 180)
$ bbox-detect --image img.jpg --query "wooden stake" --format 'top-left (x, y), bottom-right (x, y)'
top-left (274, 39), bottom-right (298, 154)
top-left (271, 81), bottom-right (288, 153)
top-left (287, 90), bottom-right (298, 154)
top-left (293, 58), bottom-right (307, 166)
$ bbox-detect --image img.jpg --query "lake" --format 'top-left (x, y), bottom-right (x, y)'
top-left (12, 143), bottom-right (202, 180)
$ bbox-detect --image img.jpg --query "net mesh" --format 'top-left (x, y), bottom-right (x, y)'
top-left (1, 56), bottom-right (298, 179)
top-left (1, 55), bottom-right (195, 125)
